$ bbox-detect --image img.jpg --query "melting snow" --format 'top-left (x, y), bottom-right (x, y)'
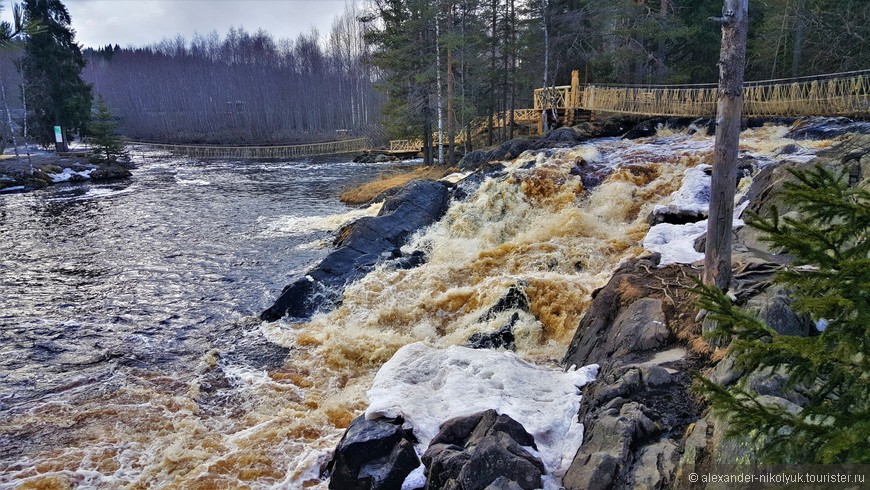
top-left (49, 168), bottom-right (94, 182)
top-left (653, 164), bottom-right (711, 217)
top-left (365, 343), bottom-right (598, 489)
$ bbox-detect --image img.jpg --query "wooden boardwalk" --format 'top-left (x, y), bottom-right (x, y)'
top-left (127, 137), bottom-right (372, 159)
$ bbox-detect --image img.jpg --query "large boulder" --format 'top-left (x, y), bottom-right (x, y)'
top-left (460, 139), bottom-right (535, 170)
top-left (261, 179), bottom-right (450, 321)
top-left (563, 365), bottom-right (698, 490)
top-left (561, 256), bottom-right (707, 490)
top-left (563, 256), bottom-right (699, 369)
top-left (422, 410), bottom-right (545, 490)
top-left (745, 284), bottom-right (813, 337)
top-left (326, 415), bottom-right (420, 490)
top-left (785, 117), bottom-right (870, 140)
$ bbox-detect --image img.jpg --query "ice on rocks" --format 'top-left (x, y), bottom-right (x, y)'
top-left (365, 342), bottom-right (598, 486)
top-left (652, 164), bottom-right (711, 217)
top-left (49, 167), bottom-right (94, 182)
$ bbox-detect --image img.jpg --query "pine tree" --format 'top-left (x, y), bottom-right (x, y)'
top-left (21, 0), bottom-right (92, 148)
top-left (697, 164), bottom-right (870, 464)
top-left (87, 95), bottom-right (124, 163)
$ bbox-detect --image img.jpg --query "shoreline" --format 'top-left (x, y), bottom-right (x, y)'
top-left (0, 151), bottom-right (133, 193)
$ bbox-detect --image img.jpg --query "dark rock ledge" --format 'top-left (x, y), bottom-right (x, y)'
top-left (260, 179), bottom-right (450, 321)
top-left (326, 410), bottom-right (544, 490)
top-left (315, 119), bottom-right (868, 488)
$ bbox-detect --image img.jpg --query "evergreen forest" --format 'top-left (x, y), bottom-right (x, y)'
top-left (2, 0), bottom-right (869, 147)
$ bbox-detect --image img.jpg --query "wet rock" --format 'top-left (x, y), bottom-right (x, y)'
top-left (452, 163), bottom-right (507, 201)
top-left (647, 207), bottom-right (707, 226)
top-left (565, 295), bottom-right (669, 368)
top-left (689, 118), bottom-right (716, 136)
top-left (530, 127), bottom-right (586, 149)
top-left (785, 117), bottom-right (870, 140)
top-left (90, 165), bottom-right (132, 180)
top-left (390, 250), bottom-right (427, 270)
top-left (478, 285), bottom-right (530, 321)
top-left (468, 313), bottom-right (517, 350)
top-left (459, 139), bottom-right (535, 170)
top-left (746, 284), bottom-right (812, 337)
top-left (623, 117), bottom-right (669, 140)
top-left (261, 180), bottom-right (449, 321)
top-left (327, 415), bottom-right (420, 490)
top-left (569, 159), bottom-right (613, 190)
top-left (423, 410), bottom-right (543, 490)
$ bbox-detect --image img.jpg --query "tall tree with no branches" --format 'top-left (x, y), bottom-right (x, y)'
top-left (703, 0), bottom-right (748, 291)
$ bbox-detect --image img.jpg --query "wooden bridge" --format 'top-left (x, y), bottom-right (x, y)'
top-left (127, 137), bottom-right (372, 160)
top-left (386, 68), bottom-right (869, 154)
top-left (128, 69), bottom-right (868, 161)
top-left (583, 69), bottom-right (870, 118)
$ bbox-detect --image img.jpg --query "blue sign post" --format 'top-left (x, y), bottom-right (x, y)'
top-left (53, 126), bottom-right (64, 153)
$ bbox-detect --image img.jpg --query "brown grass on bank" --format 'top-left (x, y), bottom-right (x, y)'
top-left (340, 166), bottom-right (457, 205)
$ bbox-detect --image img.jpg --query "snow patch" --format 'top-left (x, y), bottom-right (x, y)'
top-left (365, 343), bottom-right (598, 488)
top-left (653, 164), bottom-right (711, 217)
top-left (643, 221), bottom-right (708, 265)
top-left (645, 201), bottom-right (749, 266)
top-left (0, 186), bottom-right (25, 193)
top-left (49, 168), bottom-right (94, 183)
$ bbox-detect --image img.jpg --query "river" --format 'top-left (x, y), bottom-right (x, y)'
top-left (0, 126), bottom-right (823, 488)
top-left (0, 151), bottom-right (411, 488)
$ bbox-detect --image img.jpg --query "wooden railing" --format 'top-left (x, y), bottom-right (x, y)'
top-left (584, 70), bottom-right (870, 117)
top-left (127, 137), bottom-right (372, 159)
top-left (389, 139), bottom-right (423, 152)
top-left (534, 86), bottom-right (572, 110)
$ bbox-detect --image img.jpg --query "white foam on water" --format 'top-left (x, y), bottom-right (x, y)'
top-left (4, 125), bottom-right (839, 490)
top-left (260, 201), bottom-right (383, 237)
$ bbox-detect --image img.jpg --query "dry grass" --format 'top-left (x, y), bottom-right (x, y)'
top-left (340, 166), bottom-right (457, 204)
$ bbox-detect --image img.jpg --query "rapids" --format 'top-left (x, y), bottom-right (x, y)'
top-left (0, 126), bottom-right (831, 488)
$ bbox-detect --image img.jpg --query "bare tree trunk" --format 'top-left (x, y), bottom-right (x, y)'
top-left (657, 0), bottom-right (669, 81)
top-left (447, 2), bottom-right (455, 166)
top-left (1, 79), bottom-right (22, 161)
top-left (541, 0), bottom-right (549, 133)
top-left (704, 0), bottom-right (748, 290)
top-left (435, 2), bottom-right (444, 165)
top-left (423, 104), bottom-right (433, 166)
top-left (487, 0), bottom-right (497, 146)
top-left (508, 0), bottom-right (516, 140)
top-left (791, 0), bottom-right (805, 77)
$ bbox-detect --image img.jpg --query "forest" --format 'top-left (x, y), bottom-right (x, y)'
top-left (1, 0), bottom-right (868, 150)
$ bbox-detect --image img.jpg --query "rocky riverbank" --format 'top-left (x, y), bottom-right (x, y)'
top-left (0, 152), bottom-right (132, 193)
top-left (261, 116), bottom-right (869, 489)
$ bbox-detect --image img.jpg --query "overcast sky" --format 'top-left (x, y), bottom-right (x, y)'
top-left (2, 0), bottom-right (355, 48)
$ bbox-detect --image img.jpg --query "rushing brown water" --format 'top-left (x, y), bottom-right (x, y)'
top-left (0, 127), bottom-right (830, 489)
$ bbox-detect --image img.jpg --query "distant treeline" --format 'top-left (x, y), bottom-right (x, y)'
top-left (82, 3), bottom-right (383, 145)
